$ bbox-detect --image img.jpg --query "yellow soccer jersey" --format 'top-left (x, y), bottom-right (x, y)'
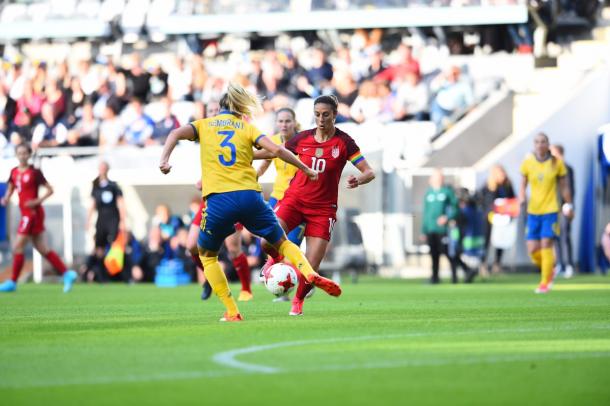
top-left (520, 153), bottom-right (567, 215)
top-left (191, 111), bottom-right (264, 197)
top-left (269, 133), bottom-right (298, 200)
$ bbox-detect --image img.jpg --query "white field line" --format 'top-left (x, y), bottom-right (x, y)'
top-left (2, 325), bottom-right (609, 390)
top-left (212, 324), bottom-right (610, 373)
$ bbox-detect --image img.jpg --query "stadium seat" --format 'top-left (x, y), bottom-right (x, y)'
top-left (1, 3), bottom-right (28, 23)
top-left (76, 1), bottom-right (102, 19)
top-left (100, 0), bottom-right (126, 22)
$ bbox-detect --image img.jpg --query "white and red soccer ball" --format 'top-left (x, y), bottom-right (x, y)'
top-left (263, 263), bottom-right (298, 296)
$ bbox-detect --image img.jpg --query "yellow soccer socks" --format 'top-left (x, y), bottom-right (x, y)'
top-left (277, 240), bottom-right (315, 280)
top-left (530, 249), bottom-right (542, 268)
top-left (200, 255), bottom-right (240, 317)
top-left (540, 248), bottom-right (554, 286)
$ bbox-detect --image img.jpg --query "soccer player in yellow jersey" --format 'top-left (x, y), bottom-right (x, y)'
top-left (257, 108), bottom-right (306, 302)
top-left (519, 133), bottom-right (573, 294)
top-left (257, 108), bottom-right (305, 243)
top-left (160, 83), bottom-right (341, 321)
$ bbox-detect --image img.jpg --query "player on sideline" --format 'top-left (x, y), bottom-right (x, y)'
top-left (257, 107), bottom-right (306, 302)
top-left (262, 95), bottom-right (375, 316)
top-left (519, 132), bottom-right (573, 294)
top-left (0, 143), bottom-right (77, 293)
top-left (159, 82), bottom-right (341, 322)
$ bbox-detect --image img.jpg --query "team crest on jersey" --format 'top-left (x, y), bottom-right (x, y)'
top-left (331, 146), bottom-right (340, 159)
top-left (315, 148), bottom-right (324, 158)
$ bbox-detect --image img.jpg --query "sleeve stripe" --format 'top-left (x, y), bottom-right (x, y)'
top-left (189, 123), bottom-right (198, 141)
top-left (255, 134), bottom-right (266, 145)
top-left (349, 152), bottom-right (364, 164)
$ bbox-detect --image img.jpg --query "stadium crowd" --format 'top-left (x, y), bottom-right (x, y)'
top-left (0, 30), bottom-right (480, 156)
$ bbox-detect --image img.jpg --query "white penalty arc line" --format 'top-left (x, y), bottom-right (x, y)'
top-left (212, 324), bottom-right (610, 374)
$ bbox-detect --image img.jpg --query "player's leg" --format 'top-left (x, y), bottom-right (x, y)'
top-left (260, 197), bottom-right (302, 271)
top-left (0, 233), bottom-right (29, 292)
top-left (225, 227), bottom-right (252, 301)
top-left (188, 203), bottom-right (211, 300)
top-left (198, 194), bottom-right (241, 321)
top-left (242, 192), bottom-right (340, 298)
top-left (537, 213), bottom-right (559, 291)
top-left (427, 233), bottom-right (441, 284)
top-left (32, 232), bottom-right (77, 293)
top-left (290, 236), bottom-right (329, 316)
top-left (563, 217), bottom-right (574, 278)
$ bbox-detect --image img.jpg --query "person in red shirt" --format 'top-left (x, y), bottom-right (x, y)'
top-left (0, 143), bottom-right (77, 293)
top-left (263, 95), bottom-right (375, 315)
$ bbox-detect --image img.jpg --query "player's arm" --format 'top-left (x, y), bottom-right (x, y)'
top-left (347, 159), bottom-right (375, 189)
top-left (257, 136), bottom-right (318, 181)
top-left (27, 182), bottom-right (53, 208)
top-left (253, 149), bottom-right (276, 160)
top-left (256, 159), bottom-right (272, 179)
top-left (0, 182), bottom-right (15, 206)
top-left (159, 125), bottom-right (196, 174)
top-left (558, 176), bottom-right (574, 219)
top-left (117, 195), bottom-right (127, 231)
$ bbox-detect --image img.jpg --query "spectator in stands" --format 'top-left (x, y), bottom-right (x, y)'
top-left (14, 79), bottom-right (45, 132)
top-left (44, 79), bottom-right (65, 120)
top-left (152, 204), bottom-right (184, 244)
top-left (430, 65), bottom-right (474, 131)
top-left (477, 164), bottom-right (515, 276)
top-left (168, 56), bottom-right (192, 102)
top-left (149, 63), bottom-right (169, 100)
top-left (123, 98), bottom-right (154, 146)
top-left (333, 70), bottom-right (359, 122)
top-left (31, 102), bottom-right (68, 148)
top-left (279, 52), bottom-right (309, 100)
top-left (190, 100), bottom-right (205, 122)
top-left (132, 226), bottom-right (164, 283)
top-left (92, 80), bottom-right (113, 119)
top-left (393, 71), bottom-right (429, 121)
top-left (190, 55), bottom-right (208, 101)
top-left (364, 45), bottom-right (386, 80)
top-left (375, 43), bottom-right (420, 84)
top-left (32, 62), bottom-right (47, 97)
top-left (77, 59), bottom-right (99, 96)
top-left (99, 105), bottom-right (124, 148)
top-left (206, 99), bottom-right (220, 117)
top-left (152, 97), bottom-right (180, 144)
top-left (421, 168), bottom-right (458, 284)
top-left (8, 62), bottom-right (26, 101)
top-left (551, 144), bottom-right (575, 278)
top-left (67, 102), bottom-right (99, 146)
top-left (123, 54), bottom-right (151, 102)
top-left (0, 84), bottom-right (16, 134)
top-left (64, 77), bottom-right (86, 127)
top-left (306, 47), bottom-right (334, 95)
top-left (350, 80), bottom-right (382, 123)
top-left (377, 81), bottom-right (395, 123)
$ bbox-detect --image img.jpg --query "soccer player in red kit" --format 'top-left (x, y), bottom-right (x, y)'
top-left (263, 95), bottom-right (375, 315)
top-left (0, 143), bottom-right (77, 293)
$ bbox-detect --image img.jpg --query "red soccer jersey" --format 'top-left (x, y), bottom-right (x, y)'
top-left (8, 165), bottom-right (47, 213)
top-left (284, 128), bottom-right (364, 208)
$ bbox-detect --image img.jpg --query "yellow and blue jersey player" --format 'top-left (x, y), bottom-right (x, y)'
top-left (159, 83), bottom-right (342, 321)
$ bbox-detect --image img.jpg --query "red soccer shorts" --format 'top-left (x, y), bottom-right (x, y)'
top-left (17, 207), bottom-right (45, 235)
top-left (274, 196), bottom-right (336, 241)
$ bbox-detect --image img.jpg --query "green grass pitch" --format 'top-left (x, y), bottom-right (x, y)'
top-left (1, 275), bottom-right (609, 405)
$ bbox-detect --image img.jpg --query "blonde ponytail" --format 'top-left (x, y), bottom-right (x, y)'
top-left (221, 82), bottom-right (262, 118)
